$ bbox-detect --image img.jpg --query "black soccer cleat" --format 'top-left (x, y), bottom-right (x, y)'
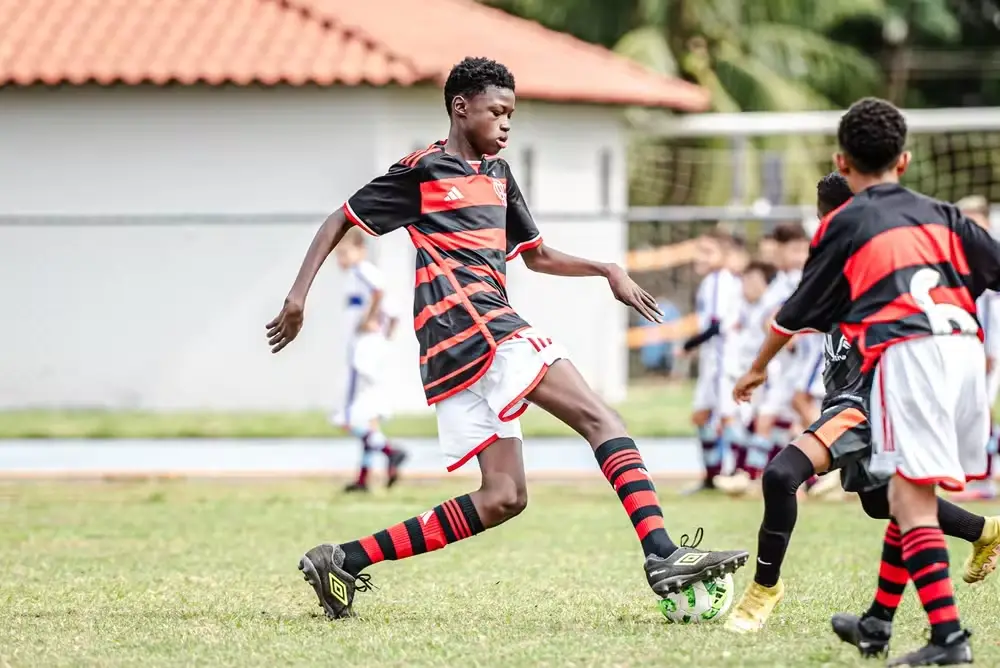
top-left (644, 527), bottom-right (749, 595)
top-left (886, 630), bottom-right (973, 666)
top-left (298, 543), bottom-right (373, 620)
top-left (343, 481), bottom-right (369, 493)
top-left (831, 612), bottom-right (892, 658)
top-left (386, 449), bottom-right (408, 488)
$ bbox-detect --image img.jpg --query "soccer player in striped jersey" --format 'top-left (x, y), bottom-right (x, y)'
top-left (725, 173), bottom-right (1000, 638)
top-left (331, 229), bottom-right (407, 492)
top-left (265, 57), bottom-right (748, 620)
top-left (735, 99), bottom-right (1000, 665)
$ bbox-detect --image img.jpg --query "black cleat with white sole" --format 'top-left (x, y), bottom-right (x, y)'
top-left (644, 529), bottom-right (748, 595)
top-left (831, 612), bottom-right (892, 658)
top-left (298, 543), bottom-right (373, 619)
top-left (887, 630), bottom-right (973, 667)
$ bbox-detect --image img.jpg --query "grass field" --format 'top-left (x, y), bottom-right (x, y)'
top-left (0, 383), bottom-right (694, 440)
top-left (2, 479), bottom-right (999, 667)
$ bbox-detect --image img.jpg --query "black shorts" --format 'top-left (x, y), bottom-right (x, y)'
top-left (804, 403), bottom-right (886, 493)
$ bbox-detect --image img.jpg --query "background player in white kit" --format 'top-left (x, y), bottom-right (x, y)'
top-left (713, 260), bottom-right (777, 492)
top-left (332, 230), bottom-right (407, 493)
top-left (954, 195), bottom-right (999, 501)
top-left (682, 229), bottom-right (743, 492)
top-left (741, 224), bottom-right (809, 487)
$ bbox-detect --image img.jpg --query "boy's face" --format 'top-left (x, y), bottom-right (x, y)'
top-left (779, 239), bottom-right (810, 272)
top-left (742, 270), bottom-right (767, 303)
top-left (693, 236), bottom-right (724, 276)
top-left (453, 86), bottom-right (514, 156)
top-left (757, 238), bottom-right (778, 265)
top-left (727, 247), bottom-right (749, 274)
top-left (335, 243), bottom-right (363, 270)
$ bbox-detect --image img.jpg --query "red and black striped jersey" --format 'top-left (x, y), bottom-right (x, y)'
top-left (342, 141), bottom-right (542, 404)
top-left (774, 183), bottom-right (1000, 371)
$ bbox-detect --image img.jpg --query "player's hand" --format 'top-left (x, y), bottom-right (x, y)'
top-left (359, 317), bottom-right (381, 334)
top-left (266, 297), bottom-right (305, 353)
top-left (607, 265), bottom-right (663, 323)
top-left (733, 368), bottom-right (767, 403)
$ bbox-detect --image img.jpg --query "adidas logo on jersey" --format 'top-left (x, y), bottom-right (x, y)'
top-left (444, 186), bottom-right (464, 202)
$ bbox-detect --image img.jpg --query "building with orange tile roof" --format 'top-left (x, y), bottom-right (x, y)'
top-left (0, 0), bottom-right (707, 412)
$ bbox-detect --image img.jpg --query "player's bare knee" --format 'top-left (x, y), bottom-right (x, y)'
top-left (478, 473), bottom-right (527, 521)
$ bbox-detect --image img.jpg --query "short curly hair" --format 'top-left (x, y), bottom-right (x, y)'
top-left (837, 97), bottom-right (907, 174)
top-left (817, 172), bottom-right (853, 216)
top-left (444, 57), bottom-right (516, 115)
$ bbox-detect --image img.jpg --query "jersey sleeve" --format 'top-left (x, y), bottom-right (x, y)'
top-left (504, 169), bottom-right (543, 261)
top-left (773, 210), bottom-right (853, 335)
top-left (953, 212), bottom-right (1000, 297)
top-left (343, 162), bottom-right (422, 237)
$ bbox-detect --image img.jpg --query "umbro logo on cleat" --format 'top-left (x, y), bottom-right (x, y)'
top-left (443, 186), bottom-right (464, 202)
top-left (675, 552), bottom-right (709, 566)
top-left (328, 572), bottom-right (349, 606)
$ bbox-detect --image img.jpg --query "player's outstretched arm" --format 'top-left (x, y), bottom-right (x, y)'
top-left (266, 208), bottom-right (351, 353)
top-left (520, 244), bottom-right (663, 323)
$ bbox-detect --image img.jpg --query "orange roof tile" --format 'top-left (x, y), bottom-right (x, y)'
top-left (0, 0), bottom-right (709, 110)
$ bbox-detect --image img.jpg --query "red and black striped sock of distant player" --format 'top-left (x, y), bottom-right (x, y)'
top-left (339, 494), bottom-right (485, 575)
top-left (594, 437), bottom-right (678, 558)
top-left (900, 525), bottom-right (963, 644)
top-left (355, 443), bottom-right (375, 486)
top-left (864, 520), bottom-right (907, 622)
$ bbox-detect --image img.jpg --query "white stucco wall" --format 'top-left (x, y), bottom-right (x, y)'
top-left (0, 85), bottom-right (627, 412)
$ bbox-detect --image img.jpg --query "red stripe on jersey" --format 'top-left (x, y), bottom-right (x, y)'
top-left (423, 350), bottom-right (492, 391)
top-left (812, 197), bottom-right (853, 248)
top-left (413, 281), bottom-right (498, 330)
top-left (420, 175), bottom-right (508, 215)
top-left (414, 260), bottom-right (506, 288)
top-left (844, 225), bottom-right (971, 300)
top-left (418, 307), bottom-right (514, 365)
top-left (418, 227), bottom-right (506, 254)
top-left (401, 146), bottom-right (440, 167)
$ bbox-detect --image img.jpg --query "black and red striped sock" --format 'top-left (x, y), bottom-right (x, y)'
top-left (901, 525), bottom-right (963, 644)
top-left (865, 520), bottom-right (907, 622)
top-left (594, 437), bottom-right (677, 558)
top-left (339, 494), bottom-right (484, 575)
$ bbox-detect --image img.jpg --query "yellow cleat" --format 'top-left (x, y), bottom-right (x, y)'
top-left (964, 516), bottom-right (1000, 584)
top-left (724, 579), bottom-right (785, 633)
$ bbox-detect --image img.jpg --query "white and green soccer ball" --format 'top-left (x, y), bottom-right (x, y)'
top-left (657, 573), bottom-right (734, 624)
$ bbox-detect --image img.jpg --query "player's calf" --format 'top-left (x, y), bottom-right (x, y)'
top-left (527, 360), bottom-right (748, 591)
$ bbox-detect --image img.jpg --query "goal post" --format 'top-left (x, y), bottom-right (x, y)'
top-left (623, 107), bottom-right (1000, 366)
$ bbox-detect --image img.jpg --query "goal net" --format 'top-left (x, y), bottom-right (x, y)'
top-left (625, 107), bottom-right (1000, 378)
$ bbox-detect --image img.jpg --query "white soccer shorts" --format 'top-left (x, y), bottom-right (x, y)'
top-left (757, 356), bottom-right (795, 417)
top-left (693, 357), bottom-right (736, 419)
top-left (435, 327), bottom-right (568, 472)
top-left (792, 334), bottom-right (826, 399)
top-left (330, 333), bottom-right (391, 432)
top-left (869, 335), bottom-right (990, 491)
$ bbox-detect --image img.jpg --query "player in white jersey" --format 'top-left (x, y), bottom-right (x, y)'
top-left (713, 260), bottom-right (778, 491)
top-left (954, 195), bottom-right (998, 501)
top-left (682, 229), bottom-right (743, 492)
top-left (332, 229), bottom-right (407, 492)
top-left (751, 223), bottom-right (810, 464)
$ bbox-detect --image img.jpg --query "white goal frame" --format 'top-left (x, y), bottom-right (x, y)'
top-left (627, 107), bottom-right (1000, 225)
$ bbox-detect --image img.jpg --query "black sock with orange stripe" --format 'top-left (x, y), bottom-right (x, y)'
top-left (339, 494), bottom-right (484, 575)
top-left (865, 520), bottom-right (906, 622)
top-left (594, 437), bottom-right (677, 558)
top-left (900, 525), bottom-right (963, 644)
